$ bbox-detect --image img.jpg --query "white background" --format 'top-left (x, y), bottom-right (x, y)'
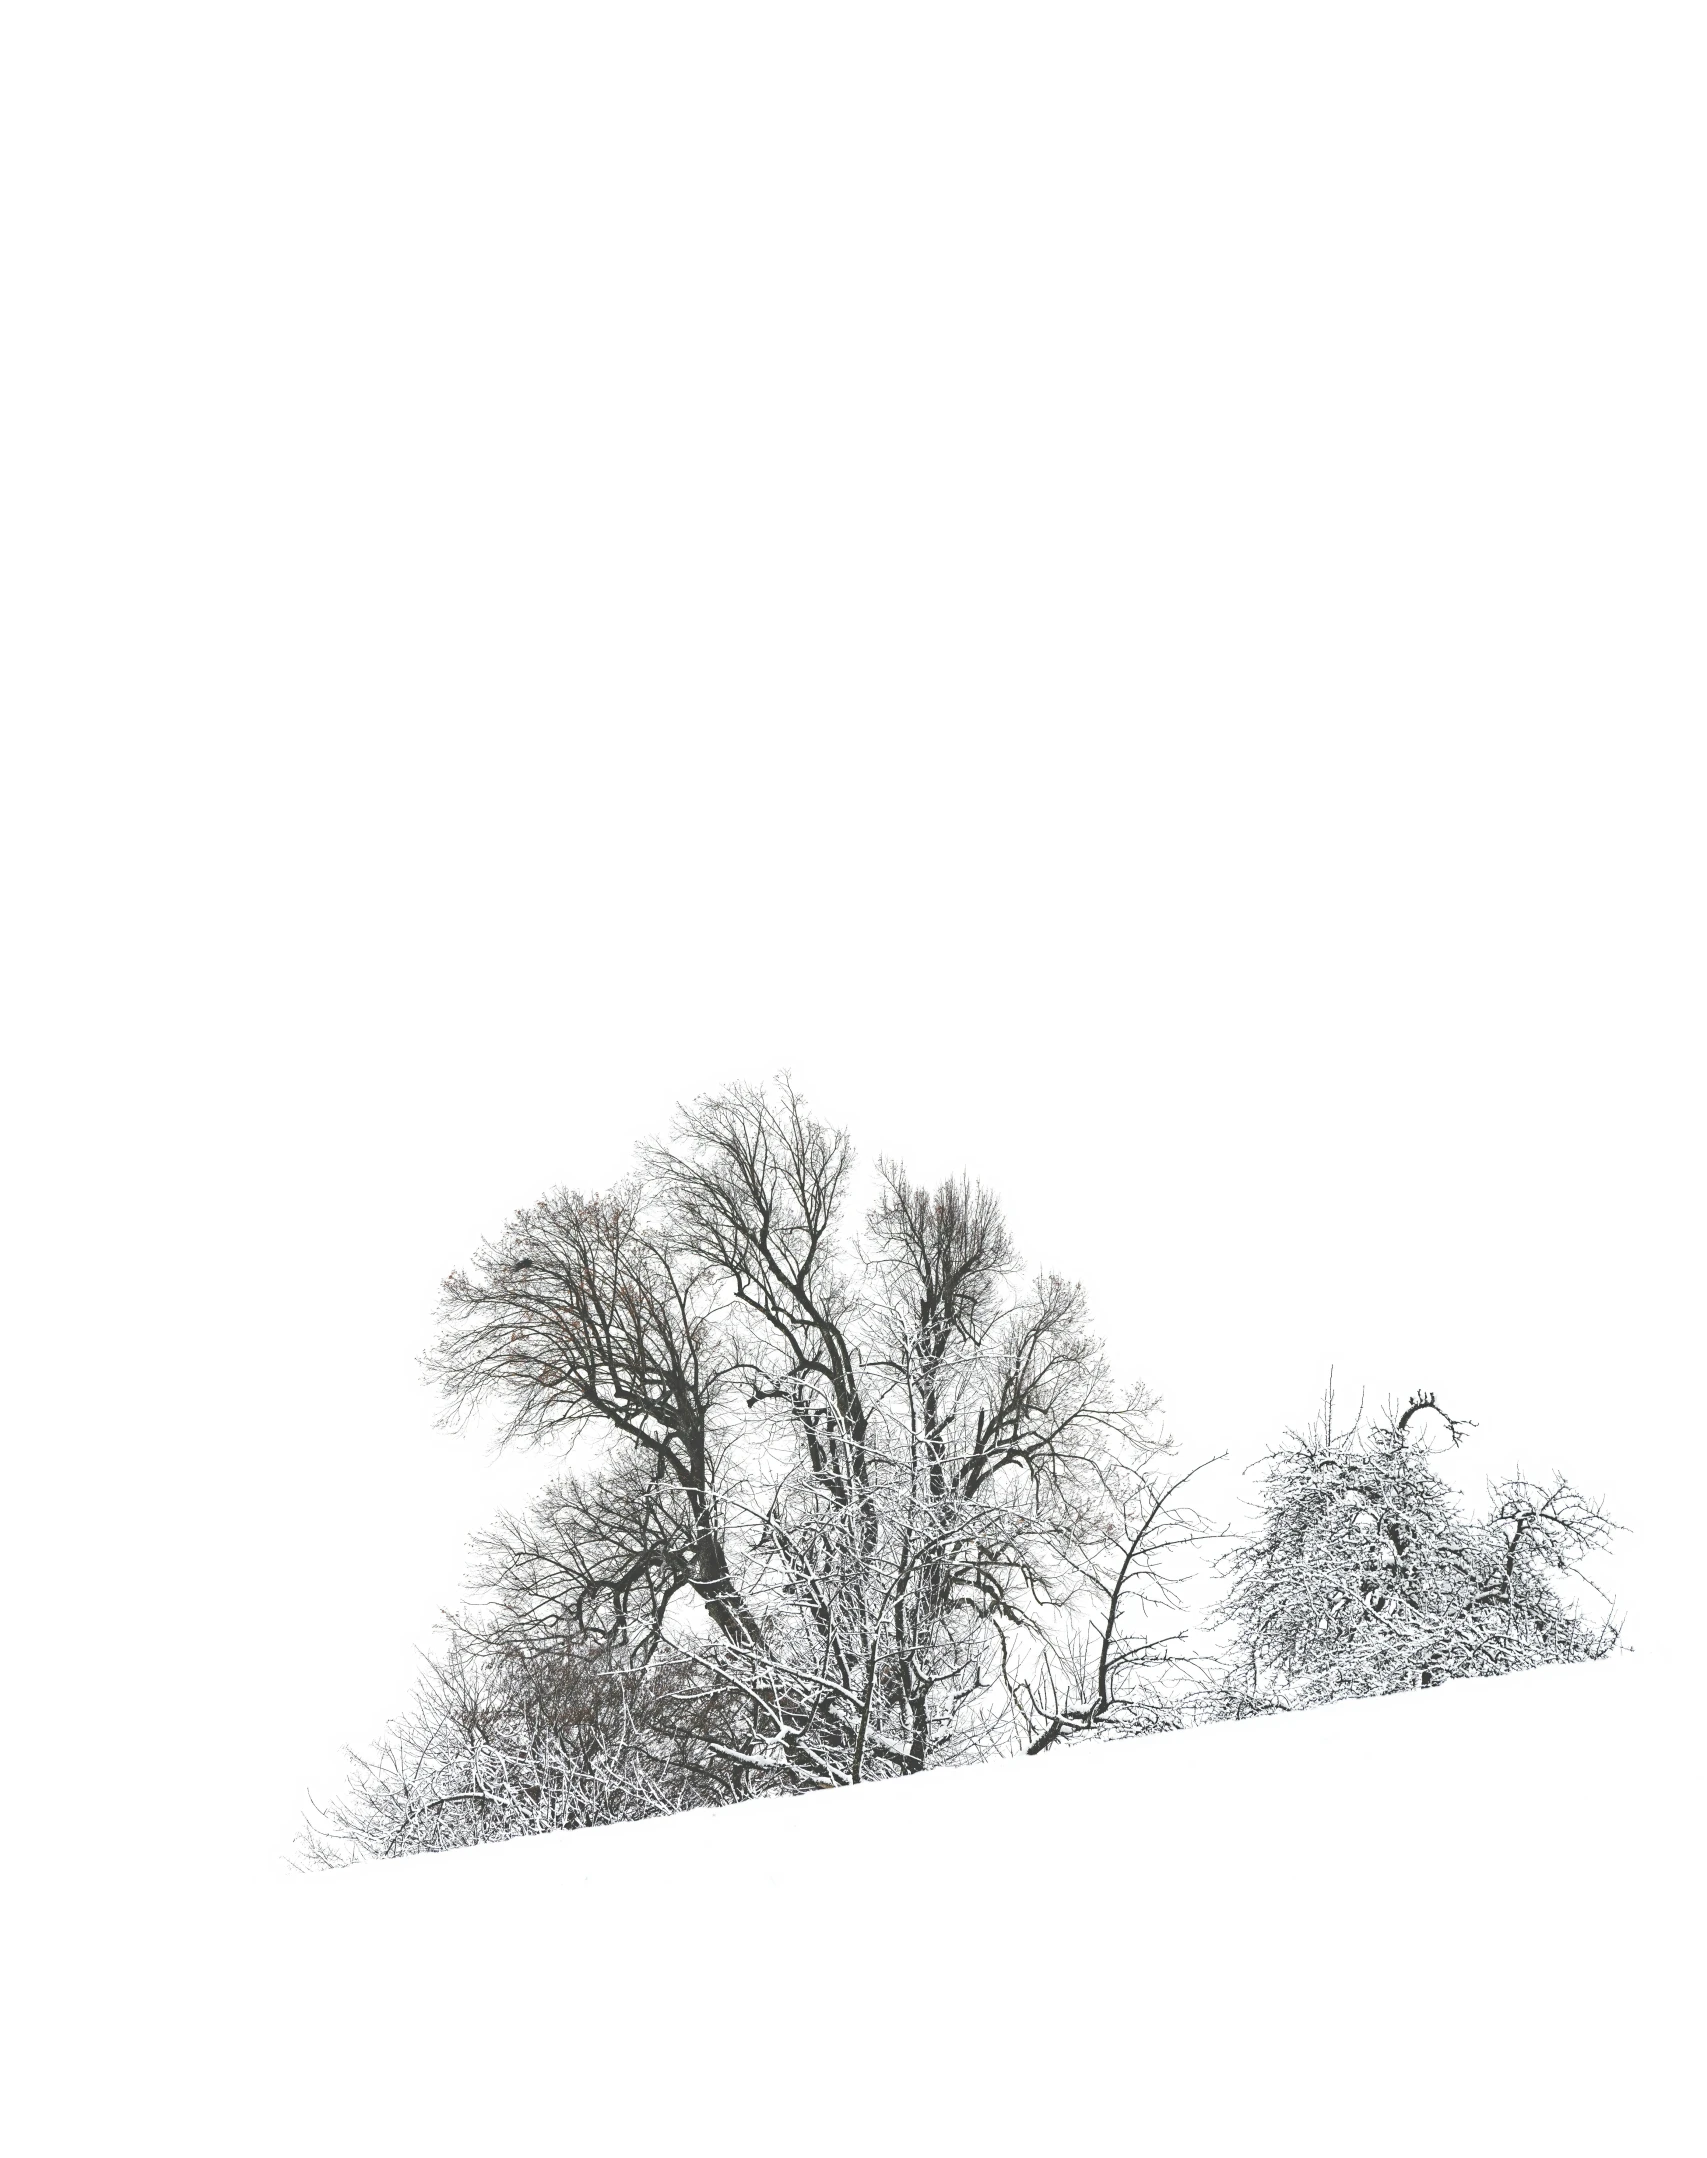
top-left (3, 4), bottom-right (1701, 2145)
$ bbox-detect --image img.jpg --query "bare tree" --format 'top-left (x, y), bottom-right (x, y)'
top-left (1206, 1384), bottom-right (1622, 1717)
top-left (304, 1080), bottom-right (1206, 1861)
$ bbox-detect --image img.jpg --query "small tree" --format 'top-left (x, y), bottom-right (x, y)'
top-left (1209, 1386), bottom-right (1622, 1715)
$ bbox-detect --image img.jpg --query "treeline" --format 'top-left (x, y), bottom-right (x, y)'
top-left (299, 1083), bottom-right (1620, 1866)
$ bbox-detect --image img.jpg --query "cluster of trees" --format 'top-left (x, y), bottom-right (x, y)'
top-left (299, 1083), bottom-right (1621, 1867)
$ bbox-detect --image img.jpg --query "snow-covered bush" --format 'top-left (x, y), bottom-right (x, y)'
top-left (1208, 1391), bottom-right (1621, 1715)
top-left (299, 1631), bottom-right (743, 1864)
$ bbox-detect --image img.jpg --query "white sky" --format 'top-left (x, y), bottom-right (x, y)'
top-left (5, 7), bottom-right (1701, 2109)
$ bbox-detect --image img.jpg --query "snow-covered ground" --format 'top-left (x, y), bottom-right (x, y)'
top-left (36, 1656), bottom-right (1692, 2155)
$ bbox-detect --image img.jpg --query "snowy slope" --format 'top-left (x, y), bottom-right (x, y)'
top-left (45, 1657), bottom-right (1692, 2157)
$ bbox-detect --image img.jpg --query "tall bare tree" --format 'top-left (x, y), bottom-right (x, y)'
top-left (305, 1081), bottom-right (1205, 1861)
